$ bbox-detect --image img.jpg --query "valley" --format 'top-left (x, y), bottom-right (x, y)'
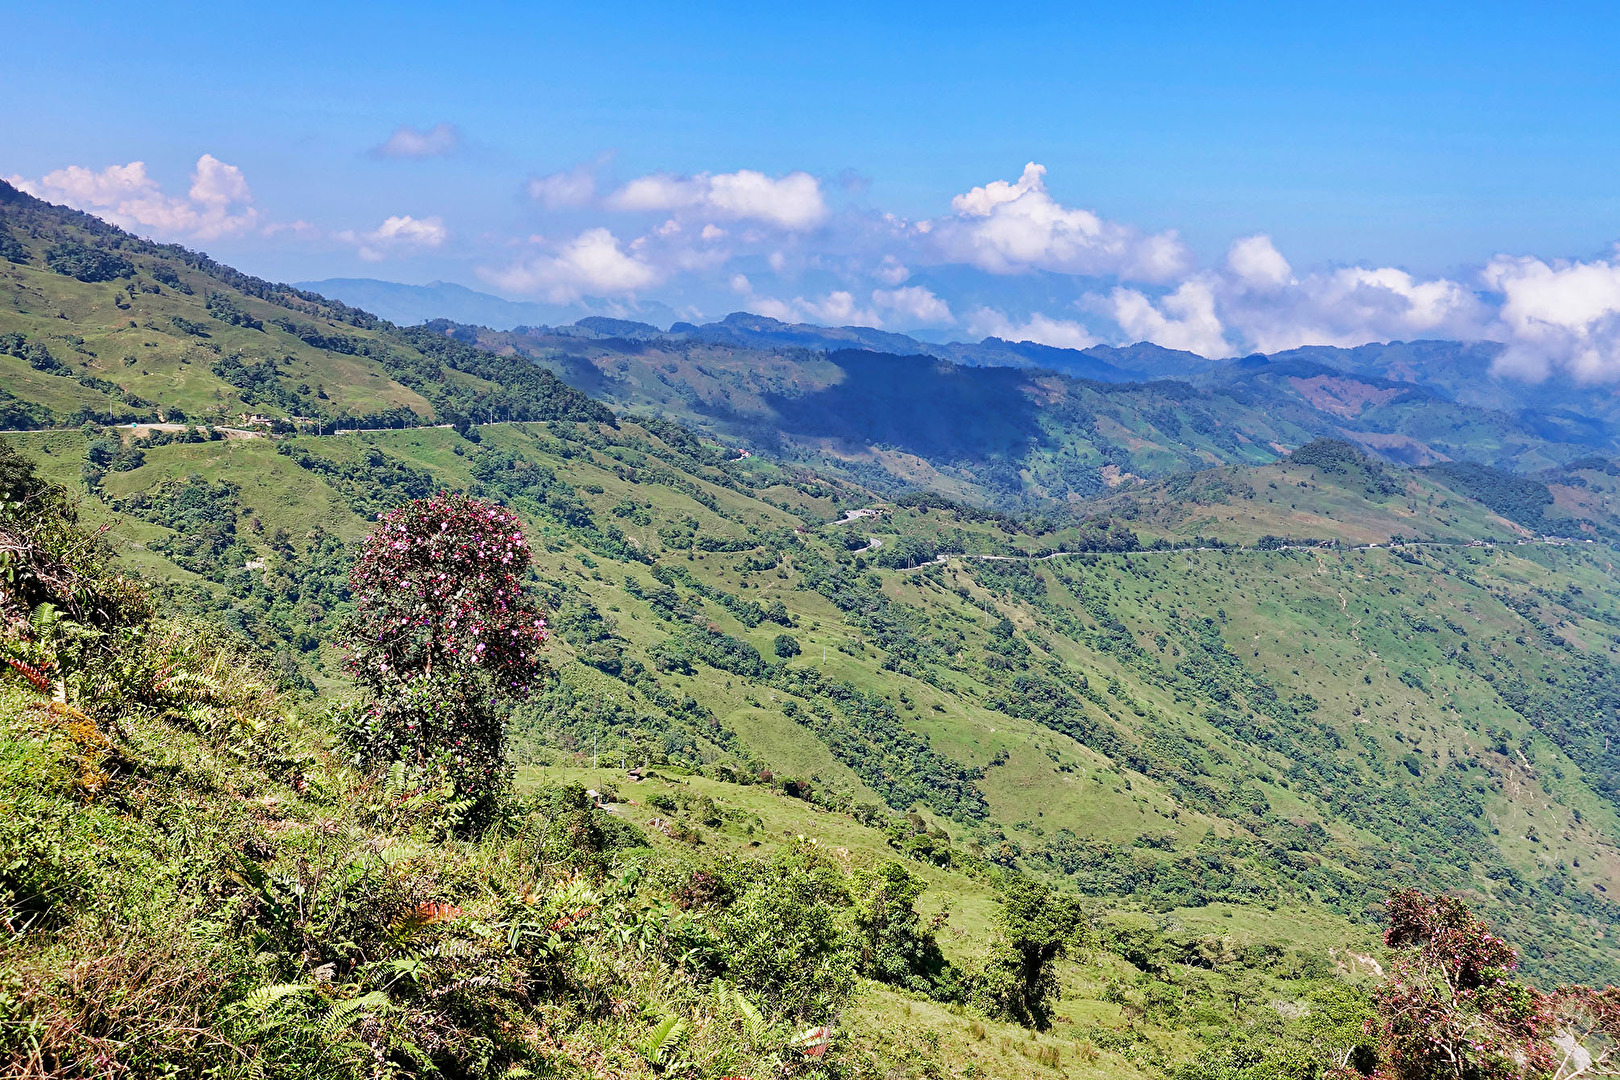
top-left (7, 178), bottom-right (1620, 1077)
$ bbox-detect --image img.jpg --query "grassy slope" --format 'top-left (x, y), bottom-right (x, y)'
top-left (0, 227), bottom-right (433, 425)
top-left (525, 763), bottom-right (1381, 1077)
top-left (11, 416), bottom-right (1620, 985)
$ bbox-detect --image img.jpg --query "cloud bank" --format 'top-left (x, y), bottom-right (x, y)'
top-left (340, 215), bottom-right (449, 262)
top-left (606, 168), bottom-right (828, 230)
top-left (20, 150), bottom-right (1620, 382)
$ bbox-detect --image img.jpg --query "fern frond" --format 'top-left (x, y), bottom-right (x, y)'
top-left (4, 656), bottom-right (52, 694)
top-left (732, 988), bottom-right (764, 1032)
top-left (319, 989), bottom-right (391, 1038)
top-left (428, 937), bottom-right (485, 960)
top-left (235, 983), bottom-right (314, 1014)
top-left (431, 975), bottom-right (497, 998)
top-left (639, 1013), bottom-right (690, 1064)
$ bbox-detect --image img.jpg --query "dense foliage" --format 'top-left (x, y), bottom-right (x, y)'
top-left (337, 493), bottom-right (548, 811)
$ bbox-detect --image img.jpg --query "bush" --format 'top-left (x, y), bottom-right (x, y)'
top-left (773, 633), bottom-right (801, 659)
top-left (972, 876), bottom-right (1089, 1030)
top-left (0, 437), bottom-right (152, 695)
top-left (337, 493), bottom-right (549, 818)
top-left (852, 861), bottom-right (961, 1000)
top-left (708, 843), bottom-right (858, 1022)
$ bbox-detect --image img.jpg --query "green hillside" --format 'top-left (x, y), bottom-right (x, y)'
top-left (10, 184), bottom-right (1620, 1075)
top-left (444, 322), bottom-right (1610, 507)
top-left (0, 181), bottom-right (607, 435)
top-left (11, 412), bottom-right (1620, 984)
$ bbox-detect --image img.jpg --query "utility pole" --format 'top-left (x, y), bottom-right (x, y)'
top-left (593, 733), bottom-right (598, 769)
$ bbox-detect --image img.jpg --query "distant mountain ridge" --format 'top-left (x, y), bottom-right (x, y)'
top-left (292, 277), bottom-right (683, 336)
top-left (296, 278), bottom-right (1607, 417)
top-left (296, 278), bottom-right (1201, 382)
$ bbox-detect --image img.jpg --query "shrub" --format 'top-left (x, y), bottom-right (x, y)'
top-left (0, 437), bottom-right (151, 694)
top-left (773, 633), bottom-right (801, 659)
top-left (337, 493), bottom-right (548, 816)
top-left (852, 861), bottom-right (961, 1001)
top-left (972, 876), bottom-right (1089, 1030)
top-left (709, 843), bottom-right (858, 1022)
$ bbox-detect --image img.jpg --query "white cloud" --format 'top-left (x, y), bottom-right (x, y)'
top-left (374, 123), bottom-right (462, 159)
top-left (607, 169), bottom-right (827, 230)
top-left (10, 154), bottom-right (259, 240)
top-left (874, 255), bottom-right (910, 286)
top-left (483, 227), bottom-right (661, 302)
top-left (1216, 259), bottom-right (1484, 355)
top-left (526, 163), bottom-right (597, 208)
top-left (803, 290), bottom-right (880, 326)
top-left (1106, 279), bottom-right (1230, 357)
top-left (1226, 234), bottom-right (1294, 290)
top-left (1483, 254), bottom-right (1620, 382)
top-left (609, 174), bottom-right (700, 212)
top-left (872, 285), bottom-right (953, 325)
top-left (951, 161), bottom-right (1047, 216)
top-left (934, 162), bottom-right (1189, 281)
top-left (736, 280), bottom-right (883, 327)
top-left (340, 214), bottom-right (448, 262)
top-left (966, 307), bottom-right (1100, 350)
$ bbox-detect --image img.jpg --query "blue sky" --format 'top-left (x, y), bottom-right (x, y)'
top-left (8, 1), bottom-right (1620, 374)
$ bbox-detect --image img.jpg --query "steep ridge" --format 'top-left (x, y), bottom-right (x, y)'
top-left (0, 181), bottom-right (607, 434)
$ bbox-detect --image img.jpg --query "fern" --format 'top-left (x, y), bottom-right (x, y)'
top-left (732, 988), bottom-right (765, 1033)
top-left (386, 759), bottom-right (408, 796)
top-left (638, 1013), bottom-right (690, 1065)
top-left (234, 982), bottom-right (313, 1014)
top-left (319, 989), bottom-right (391, 1039)
top-left (428, 937), bottom-right (485, 960)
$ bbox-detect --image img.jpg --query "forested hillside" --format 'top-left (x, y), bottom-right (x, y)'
top-left (442, 321), bottom-right (1620, 508)
top-left (10, 183), bottom-right (1620, 1077)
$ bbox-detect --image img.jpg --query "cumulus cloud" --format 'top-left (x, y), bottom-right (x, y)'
top-left (1226, 234), bottom-right (1294, 290)
top-left (1106, 279), bottom-right (1230, 357)
top-left (10, 154), bottom-right (259, 240)
top-left (1483, 254), bottom-right (1620, 382)
top-left (933, 162), bottom-right (1189, 282)
top-left (526, 161), bottom-right (599, 209)
top-left (483, 227), bottom-right (661, 302)
top-left (607, 169), bottom-right (827, 230)
top-left (339, 214), bottom-right (448, 262)
top-left (1216, 251), bottom-right (1486, 356)
top-left (747, 290), bottom-right (881, 327)
top-left (872, 285), bottom-right (953, 325)
top-left (373, 123), bottom-right (462, 159)
top-left (874, 255), bottom-right (910, 286)
top-left (966, 307), bottom-right (1100, 350)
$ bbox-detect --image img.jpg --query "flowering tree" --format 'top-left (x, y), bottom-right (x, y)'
top-left (1371, 889), bottom-right (1620, 1080)
top-left (1373, 888), bottom-right (1551, 1079)
top-left (337, 493), bottom-right (547, 810)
